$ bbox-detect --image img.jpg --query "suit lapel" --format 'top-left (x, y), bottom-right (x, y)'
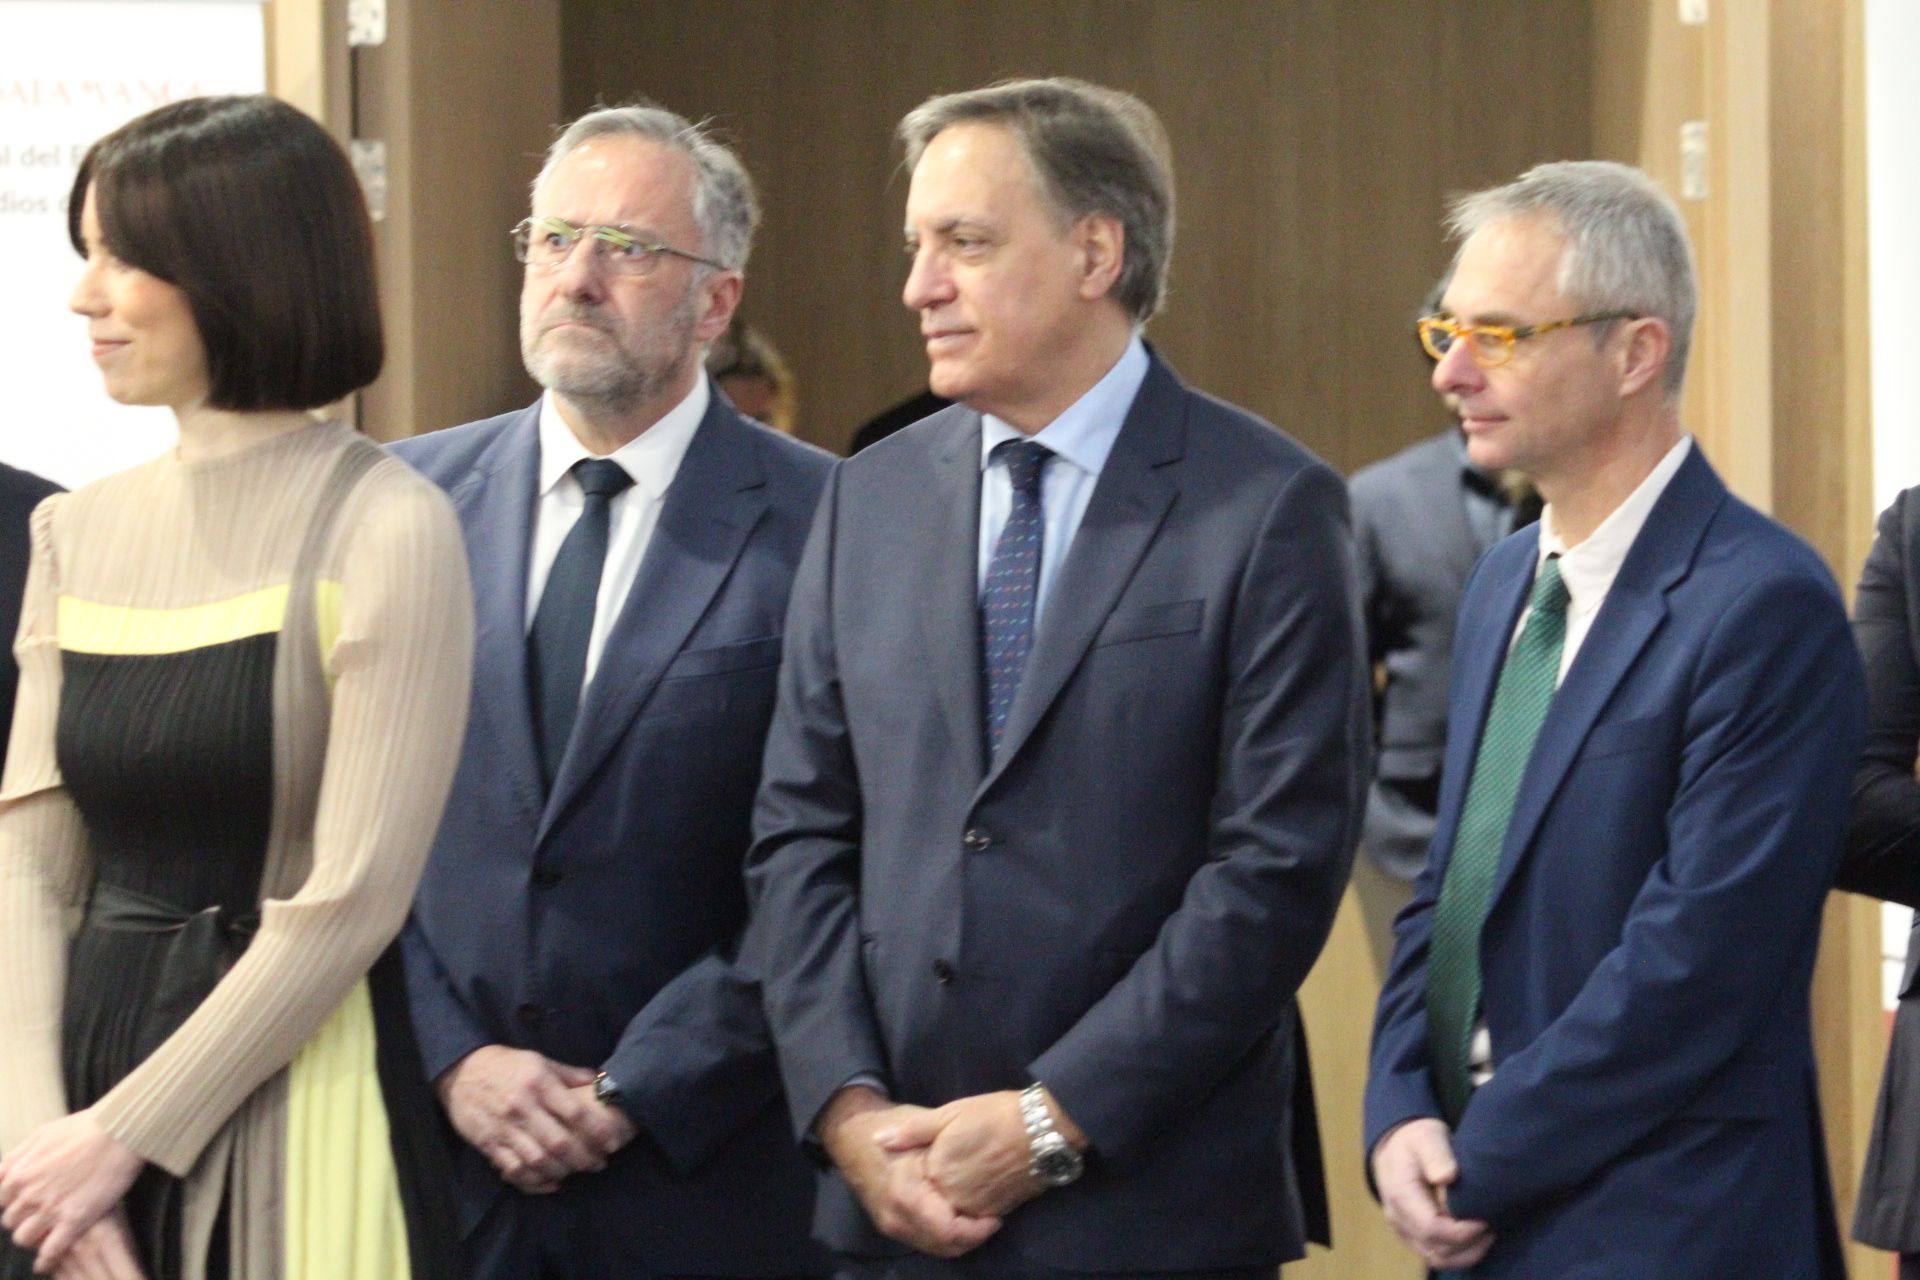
top-left (1486, 447), bottom-right (1726, 909)
top-left (538, 399), bottom-right (769, 840)
top-left (447, 405), bottom-right (546, 821)
top-left (980, 358), bottom-right (1183, 792)
top-left (915, 410), bottom-right (990, 782)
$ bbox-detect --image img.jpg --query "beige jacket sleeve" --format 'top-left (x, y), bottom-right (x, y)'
top-left (0, 497), bottom-right (91, 1155)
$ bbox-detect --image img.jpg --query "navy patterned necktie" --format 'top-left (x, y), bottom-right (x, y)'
top-left (980, 440), bottom-right (1053, 756)
top-left (529, 458), bottom-right (634, 788)
top-left (1426, 554), bottom-right (1570, 1123)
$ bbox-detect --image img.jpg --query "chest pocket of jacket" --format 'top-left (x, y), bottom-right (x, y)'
top-left (1093, 598), bottom-right (1203, 648)
top-left (1575, 713), bottom-right (1669, 763)
top-left (660, 633), bottom-right (785, 680)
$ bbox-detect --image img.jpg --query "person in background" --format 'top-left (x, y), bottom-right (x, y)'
top-left (747, 76), bottom-right (1365, 1277)
top-left (1365, 160), bottom-right (1861, 1277)
top-left (0, 94), bottom-right (473, 1280)
top-left (848, 389), bottom-right (950, 455)
top-left (1350, 275), bottom-right (1538, 884)
top-left (0, 463), bottom-right (61, 774)
top-left (393, 103), bottom-right (831, 1280)
top-left (1833, 490), bottom-right (1920, 1272)
top-left (707, 315), bottom-right (798, 433)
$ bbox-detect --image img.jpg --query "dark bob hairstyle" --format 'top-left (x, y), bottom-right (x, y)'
top-left (69, 95), bottom-right (382, 411)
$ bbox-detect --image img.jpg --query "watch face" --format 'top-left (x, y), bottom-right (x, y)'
top-left (1031, 1136), bottom-right (1084, 1186)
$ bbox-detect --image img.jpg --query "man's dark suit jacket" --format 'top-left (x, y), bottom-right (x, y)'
top-left (0, 463), bottom-right (61, 771)
top-left (392, 393), bottom-right (831, 1276)
top-left (747, 353), bottom-right (1368, 1274)
top-left (1366, 447), bottom-right (1863, 1277)
top-left (1837, 486), bottom-right (1920, 1252)
top-left (1350, 431), bottom-right (1522, 879)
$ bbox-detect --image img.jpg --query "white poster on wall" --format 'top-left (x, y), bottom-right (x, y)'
top-left (0, 0), bottom-right (266, 489)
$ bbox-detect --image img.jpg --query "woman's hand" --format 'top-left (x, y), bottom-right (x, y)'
top-left (0, 1111), bottom-right (144, 1273)
top-left (51, 1209), bottom-right (146, 1280)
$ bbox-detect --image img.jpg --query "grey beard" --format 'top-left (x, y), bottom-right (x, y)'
top-left (520, 300), bottom-right (697, 417)
top-left (526, 341), bottom-right (689, 417)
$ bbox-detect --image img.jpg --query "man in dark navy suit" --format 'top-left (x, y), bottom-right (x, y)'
top-left (394, 104), bottom-right (830, 1279)
top-left (1365, 161), bottom-right (1862, 1277)
top-left (748, 78), bottom-right (1367, 1277)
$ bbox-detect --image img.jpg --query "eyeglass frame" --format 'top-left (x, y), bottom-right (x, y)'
top-left (1416, 310), bottom-right (1638, 368)
top-left (511, 215), bottom-right (727, 275)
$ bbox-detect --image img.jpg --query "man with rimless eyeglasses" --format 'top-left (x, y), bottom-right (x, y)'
top-left (1365, 160), bottom-right (1861, 1276)
top-left (391, 103), bottom-right (832, 1279)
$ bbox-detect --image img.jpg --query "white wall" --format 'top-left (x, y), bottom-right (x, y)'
top-left (0, 1), bottom-right (265, 489)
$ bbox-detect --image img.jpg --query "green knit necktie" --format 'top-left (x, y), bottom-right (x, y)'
top-left (1427, 555), bottom-right (1569, 1124)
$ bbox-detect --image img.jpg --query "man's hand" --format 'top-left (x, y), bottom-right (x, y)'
top-left (566, 1083), bottom-right (637, 1159)
top-left (435, 1045), bottom-right (626, 1194)
top-left (52, 1208), bottom-right (146, 1280)
top-left (0, 1110), bottom-right (145, 1273)
top-left (1372, 1118), bottom-right (1495, 1271)
top-left (881, 1089), bottom-right (1086, 1219)
top-left (816, 1085), bottom-right (1001, 1258)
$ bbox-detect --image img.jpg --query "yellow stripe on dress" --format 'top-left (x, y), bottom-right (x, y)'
top-left (284, 977), bottom-right (412, 1280)
top-left (57, 582), bottom-right (346, 659)
top-left (58, 586), bottom-right (290, 654)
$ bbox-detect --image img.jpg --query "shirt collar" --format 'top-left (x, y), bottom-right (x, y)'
top-left (537, 376), bottom-right (709, 501)
top-left (1536, 434), bottom-right (1693, 612)
top-left (978, 334), bottom-right (1149, 477)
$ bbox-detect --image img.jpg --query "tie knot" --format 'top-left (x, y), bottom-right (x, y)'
top-left (994, 440), bottom-right (1053, 496)
top-left (573, 458), bottom-right (634, 501)
top-left (1531, 555), bottom-right (1569, 614)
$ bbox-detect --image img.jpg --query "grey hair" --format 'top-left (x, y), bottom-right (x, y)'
top-left (533, 102), bottom-right (759, 272)
top-left (899, 77), bottom-right (1175, 323)
top-left (1446, 160), bottom-right (1696, 395)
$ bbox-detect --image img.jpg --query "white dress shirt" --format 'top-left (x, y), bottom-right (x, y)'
top-left (1469, 433), bottom-right (1693, 1085)
top-left (977, 335), bottom-right (1149, 628)
top-left (525, 379), bottom-right (708, 688)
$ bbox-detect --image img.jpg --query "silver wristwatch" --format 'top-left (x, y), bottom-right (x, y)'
top-left (1019, 1083), bottom-right (1084, 1187)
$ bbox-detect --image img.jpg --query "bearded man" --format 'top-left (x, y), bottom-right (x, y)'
top-left (391, 103), bottom-right (832, 1280)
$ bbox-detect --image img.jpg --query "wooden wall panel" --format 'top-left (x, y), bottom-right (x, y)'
top-left (354, 0), bottom-right (560, 441)
top-left (561, 1), bottom-right (1591, 470)
top-left (1770, 2), bottom-right (1880, 1276)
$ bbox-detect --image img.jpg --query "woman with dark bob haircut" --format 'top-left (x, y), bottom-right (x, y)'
top-left (0, 95), bottom-right (471, 1280)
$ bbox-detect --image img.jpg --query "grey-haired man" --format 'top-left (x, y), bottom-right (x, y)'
top-left (397, 104), bottom-right (831, 1279)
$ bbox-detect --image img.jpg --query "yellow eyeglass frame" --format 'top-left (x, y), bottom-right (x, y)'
top-left (1417, 310), bottom-right (1637, 368)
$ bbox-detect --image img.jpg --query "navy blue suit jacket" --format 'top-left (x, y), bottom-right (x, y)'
top-left (393, 393), bottom-right (832, 1275)
top-left (747, 355), bottom-right (1368, 1273)
top-left (1365, 447), bottom-right (1864, 1277)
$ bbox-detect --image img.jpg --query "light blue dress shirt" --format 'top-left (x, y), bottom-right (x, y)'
top-left (977, 335), bottom-right (1149, 628)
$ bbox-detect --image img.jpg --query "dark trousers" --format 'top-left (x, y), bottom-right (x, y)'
top-left (464, 1193), bottom-right (823, 1280)
top-left (837, 1258), bottom-right (1273, 1280)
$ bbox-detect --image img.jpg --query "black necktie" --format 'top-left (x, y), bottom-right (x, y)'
top-left (980, 440), bottom-right (1052, 756)
top-left (529, 458), bottom-right (634, 788)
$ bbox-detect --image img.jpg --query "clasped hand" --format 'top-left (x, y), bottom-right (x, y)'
top-left (0, 1109), bottom-right (147, 1278)
top-left (436, 1045), bottom-right (636, 1194)
top-left (820, 1086), bottom-right (1083, 1259)
top-left (1371, 1117), bottom-right (1496, 1271)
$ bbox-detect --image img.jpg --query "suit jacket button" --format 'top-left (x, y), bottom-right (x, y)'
top-left (962, 828), bottom-right (992, 852)
top-left (932, 959), bottom-right (955, 984)
top-left (531, 866), bottom-right (563, 888)
top-left (516, 1002), bottom-right (545, 1027)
